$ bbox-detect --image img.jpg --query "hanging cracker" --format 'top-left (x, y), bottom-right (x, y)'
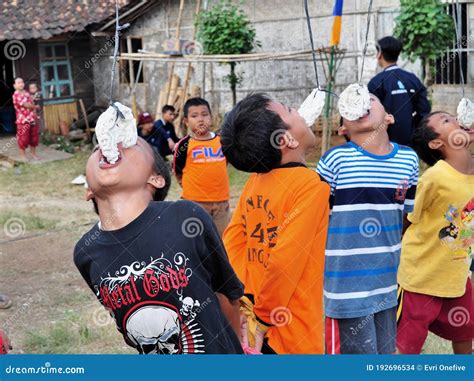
top-left (337, 83), bottom-right (371, 121)
top-left (95, 102), bottom-right (137, 164)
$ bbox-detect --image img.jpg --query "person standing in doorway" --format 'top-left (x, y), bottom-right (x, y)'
top-left (368, 36), bottom-right (431, 146)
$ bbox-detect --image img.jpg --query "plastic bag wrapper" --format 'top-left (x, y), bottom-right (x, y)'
top-left (95, 102), bottom-right (137, 164)
top-left (298, 88), bottom-right (327, 126)
top-left (457, 97), bottom-right (474, 128)
top-left (338, 83), bottom-right (371, 121)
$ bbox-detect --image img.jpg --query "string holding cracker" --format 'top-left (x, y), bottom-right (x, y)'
top-left (299, 0), bottom-right (338, 126)
top-left (303, 0), bottom-right (338, 99)
top-left (338, 0), bottom-right (374, 121)
top-left (109, 0), bottom-right (130, 119)
top-left (94, 0), bottom-right (137, 165)
top-left (453, 0), bottom-right (473, 128)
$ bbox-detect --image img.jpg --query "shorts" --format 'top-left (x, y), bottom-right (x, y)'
top-left (396, 279), bottom-right (473, 354)
top-left (17, 122), bottom-right (39, 150)
top-left (325, 307), bottom-right (397, 354)
top-left (196, 200), bottom-right (230, 237)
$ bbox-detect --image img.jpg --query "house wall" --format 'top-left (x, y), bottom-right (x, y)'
top-left (69, 33), bottom-right (97, 111)
top-left (92, 0), bottom-right (473, 118)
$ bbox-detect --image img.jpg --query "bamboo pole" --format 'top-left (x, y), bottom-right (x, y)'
top-left (78, 99), bottom-right (91, 140)
top-left (158, 0), bottom-right (186, 119)
top-left (122, 50), bottom-right (317, 63)
top-left (127, 37), bottom-right (138, 117)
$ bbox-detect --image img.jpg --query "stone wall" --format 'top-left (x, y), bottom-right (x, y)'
top-left (91, 0), bottom-right (473, 118)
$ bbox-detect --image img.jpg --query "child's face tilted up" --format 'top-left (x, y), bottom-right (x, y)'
top-left (85, 137), bottom-right (167, 204)
top-left (339, 95), bottom-right (394, 137)
top-left (426, 112), bottom-right (474, 150)
top-left (268, 101), bottom-right (317, 151)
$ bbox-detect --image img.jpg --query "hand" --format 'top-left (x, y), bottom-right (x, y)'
top-left (298, 88), bottom-right (326, 127)
top-left (251, 325), bottom-right (266, 352)
top-left (240, 314), bottom-right (249, 348)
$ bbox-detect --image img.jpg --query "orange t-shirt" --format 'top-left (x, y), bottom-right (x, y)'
top-left (174, 134), bottom-right (230, 202)
top-left (223, 164), bottom-right (330, 354)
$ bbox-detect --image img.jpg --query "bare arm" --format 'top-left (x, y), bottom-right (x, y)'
top-left (23, 102), bottom-right (39, 110)
top-left (216, 292), bottom-right (240, 337)
top-left (167, 138), bottom-right (175, 151)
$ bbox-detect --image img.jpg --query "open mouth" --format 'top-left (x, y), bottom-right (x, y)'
top-left (459, 125), bottom-right (474, 134)
top-left (359, 109), bottom-right (370, 120)
top-left (98, 149), bottom-right (122, 169)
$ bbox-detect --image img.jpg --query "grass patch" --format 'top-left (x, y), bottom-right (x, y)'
top-left (0, 149), bottom-right (92, 199)
top-left (0, 210), bottom-right (58, 233)
top-left (23, 311), bottom-right (95, 354)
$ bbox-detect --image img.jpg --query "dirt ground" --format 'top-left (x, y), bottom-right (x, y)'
top-left (0, 139), bottom-right (452, 354)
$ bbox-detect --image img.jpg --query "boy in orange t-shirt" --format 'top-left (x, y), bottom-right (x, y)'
top-left (173, 98), bottom-right (230, 236)
top-left (221, 93), bottom-right (330, 354)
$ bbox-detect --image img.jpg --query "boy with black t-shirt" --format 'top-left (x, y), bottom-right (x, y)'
top-left (74, 137), bottom-right (243, 354)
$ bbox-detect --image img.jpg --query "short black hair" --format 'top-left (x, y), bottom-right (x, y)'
top-left (91, 146), bottom-right (171, 215)
top-left (162, 105), bottom-right (175, 114)
top-left (377, 36), bottom-right (402, 63)
top-left (220, 93), bottom-right (289, 173)
top-left (411, 111), bottom-right (445, 166)
top-left (183, 97), bottom-right (211, 118)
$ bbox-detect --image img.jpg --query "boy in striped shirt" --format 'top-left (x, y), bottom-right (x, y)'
top-left (316, 94), bottom-right (419, 354)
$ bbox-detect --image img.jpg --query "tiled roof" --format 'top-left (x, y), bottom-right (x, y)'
top-left (0, 0), bottom-right (130, 41)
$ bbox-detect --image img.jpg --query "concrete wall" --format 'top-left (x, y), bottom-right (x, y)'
top-left (92, 0), bottom-right (473, 118)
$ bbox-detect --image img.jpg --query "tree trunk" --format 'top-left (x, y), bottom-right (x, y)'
top-left (230, 62), bottom-right (237, 105)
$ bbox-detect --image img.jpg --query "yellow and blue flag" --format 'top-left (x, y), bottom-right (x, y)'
top-left (330, 0), bottom-right (344, 46)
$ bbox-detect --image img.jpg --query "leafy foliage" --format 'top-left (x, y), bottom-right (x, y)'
top-left (197, 1), bottom-right (259, 104)
top-left (394, 0), bottom-right (455, 82)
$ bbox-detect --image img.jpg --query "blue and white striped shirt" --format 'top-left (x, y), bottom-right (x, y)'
top-left (316, 142), bottom-right (419, 319)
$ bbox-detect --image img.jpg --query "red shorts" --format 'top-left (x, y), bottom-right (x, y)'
top-left (16, 122), bottom-right (39, 150)
top-left (397, 279), bottom-right (473, 354)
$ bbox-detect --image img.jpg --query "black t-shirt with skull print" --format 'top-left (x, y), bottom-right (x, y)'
top-left (74, 200), bottom-right (244, 354)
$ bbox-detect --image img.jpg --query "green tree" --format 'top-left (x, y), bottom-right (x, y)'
top-left (197, 1), bottom-right (259, 105)
top-left (394, 0), bottom-right (455, 85)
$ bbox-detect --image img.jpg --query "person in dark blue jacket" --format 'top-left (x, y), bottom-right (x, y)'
top-left (368, 36), bottom-right (431, 146)
top-left (153, 105), bottom-right (180, 149)
top-left (137, 112), bottom-right (174, 159)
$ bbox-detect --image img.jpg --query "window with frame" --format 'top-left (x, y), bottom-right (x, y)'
top-left (434, 2), bottom-right (469, 85)
top-left (120, 37), bottom-right (144, 84)
top-left (39, 43), bottom-right (74, 101)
